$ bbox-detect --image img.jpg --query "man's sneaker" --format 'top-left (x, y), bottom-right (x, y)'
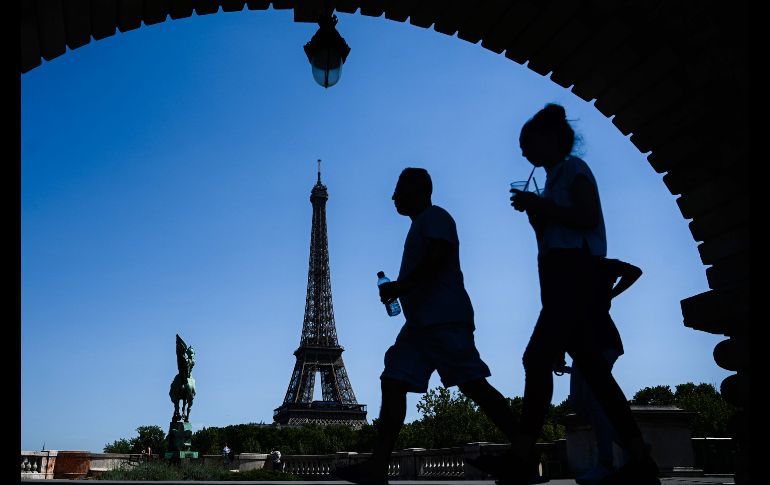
top-left (575, 463), bottom-right (613, 485)
top-left (596, 457), bottom-right (660, 485)
top-left (333, 460), bottom-right (388, 485)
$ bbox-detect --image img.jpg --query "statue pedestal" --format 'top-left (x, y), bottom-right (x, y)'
top-left (166, 421), bottom-right (198, 463)
top-left (164, 451), bottom-right (199, 460)
top-left (563, 405), bottom-right (702, 476)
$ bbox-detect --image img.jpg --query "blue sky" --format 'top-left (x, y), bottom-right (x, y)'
top-left (21, 8), bottom-right (729, 452)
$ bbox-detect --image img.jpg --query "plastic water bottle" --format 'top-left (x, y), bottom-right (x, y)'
top-left (377, 271), bottom-right (401, 317)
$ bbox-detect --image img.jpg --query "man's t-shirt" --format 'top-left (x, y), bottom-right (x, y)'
top-left (397, 205), bottom-right (474, 327)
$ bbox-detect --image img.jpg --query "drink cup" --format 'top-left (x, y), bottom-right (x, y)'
top-left (510, 180), bottom-right (543, 195)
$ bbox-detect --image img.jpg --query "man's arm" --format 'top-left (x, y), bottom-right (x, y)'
top-left (379, 237), bottom-right (454, 302)
top-left (512, 174), bottom-right (600, 230)
top-left (610, 261), bottom-right (643, 299)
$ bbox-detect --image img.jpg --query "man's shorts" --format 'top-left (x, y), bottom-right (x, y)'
top-left (380, 322), bottom-right (492, 393)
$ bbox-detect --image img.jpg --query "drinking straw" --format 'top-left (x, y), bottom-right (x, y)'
top-left (523, 166), bottom-right (536, 192)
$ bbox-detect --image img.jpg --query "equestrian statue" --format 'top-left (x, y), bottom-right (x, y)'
top-left (170, 334), bottom-right (196, 423)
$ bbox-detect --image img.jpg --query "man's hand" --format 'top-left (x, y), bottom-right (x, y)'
top-left (379, 281), bottom-right (402, 304)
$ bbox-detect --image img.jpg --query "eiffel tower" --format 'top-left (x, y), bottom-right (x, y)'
top-left (273, 160), bottom-right (367, 428)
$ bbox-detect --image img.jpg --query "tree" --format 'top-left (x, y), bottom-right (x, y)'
top-left (354, 422), bottom-right (379, 452)
top-left (630, 383), bottom-right (735, 437)
top-left (413, 386), bottom-right (488, 448)
top-left (191, 426), bottom-right (221, 455)
top-left (630, 385), bottom-right (676, 405)
top-left (103, 425), bottom-right (167, 454)
top-left (541, 398), bottom-right (570, 442)
top-left (674, 382), bottom-right (736, 437)
top-left (129, 425), bottom-right (167, 454)
top-left (103, 438), bottom-right (132, 453)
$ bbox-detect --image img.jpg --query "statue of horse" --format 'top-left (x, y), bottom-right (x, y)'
top-left (170, 334), bottom-right (197, 422)
top-left (170, 373), bottom-right (196, 422)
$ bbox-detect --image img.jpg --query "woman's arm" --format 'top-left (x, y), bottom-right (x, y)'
top-left (513, 174), bottom-right (600, 230)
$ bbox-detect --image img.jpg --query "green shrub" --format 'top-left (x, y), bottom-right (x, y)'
top-left (98, 461), bottom-right (224, 481)
top-left (97, 460), bottom-right (302, 481)
top-left (99, 461), bottom-right (188, 480)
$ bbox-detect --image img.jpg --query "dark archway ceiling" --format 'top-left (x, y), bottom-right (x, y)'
top-left (22, 0), bottom-right (750, 348)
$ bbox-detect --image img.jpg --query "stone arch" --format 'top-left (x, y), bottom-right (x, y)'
top-left (21, 0), bottom-right (750, 480)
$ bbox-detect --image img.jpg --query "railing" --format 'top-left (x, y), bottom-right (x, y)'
top-left (283, 453), bottom-right (339, 477)
top-left (280, 443), bottom-right (550, 480)
top-left (20, 454), bottom-right (43, 474)
top-left (415, 447), bottom-right (466, 478)
top-left (18, 445), bottom-right (549, 481)
top-left (20, 451), bottom-right (56, 479)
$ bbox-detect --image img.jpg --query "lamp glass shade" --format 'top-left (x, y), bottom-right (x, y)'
top-left (310, 48), bottom-right (343, 88)
top-left (311, 64), bottom-right (342, 88)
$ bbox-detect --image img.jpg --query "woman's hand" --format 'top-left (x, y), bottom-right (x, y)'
top-left (510, 190), bottom-right (541, 212)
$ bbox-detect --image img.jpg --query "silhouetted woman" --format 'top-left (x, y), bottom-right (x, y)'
top-left (495, 104), bottom-right (659, 485)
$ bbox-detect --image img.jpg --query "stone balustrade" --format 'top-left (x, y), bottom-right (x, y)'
top-left (20, 451), bottom-right (56, 480)
top-left (283, 453), bottom-right (338, 477)
top-left (414, 447), bottom-right (466, 478)
top-left (280, 443), bottom-right (550, 480)
top-left (17, 444), bottom-right (553, 481)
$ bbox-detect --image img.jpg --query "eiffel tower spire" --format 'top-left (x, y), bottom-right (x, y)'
top-left (273, 160), bottom-right (367, 427)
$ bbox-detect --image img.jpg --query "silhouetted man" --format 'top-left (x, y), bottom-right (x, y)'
top-left (555, 258), bottom-right (643, 484)
top-left (334, 168), bottom-right (518, 485)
